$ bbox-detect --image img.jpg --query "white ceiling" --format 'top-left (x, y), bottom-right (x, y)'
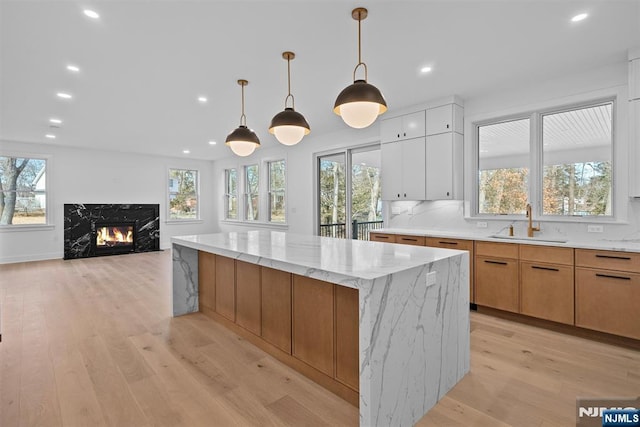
top-left (1, 0), bottom-right (639, 161)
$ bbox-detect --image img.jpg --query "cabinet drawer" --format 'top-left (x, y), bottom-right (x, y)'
top-left (519, 245), bottom-right (574, 266)
top-left (575, 267), bottom-right (640, 340)
top-left (520, 261), bottom-right (574, 325)
top-left (396, 235), bottom-right (425, 246)
top-left (369, 232), bottom-right (397, 243)
top-left (425, 237), bottom-right (473, 252)
top-left (475, 256), bottom-right (519, 312)
top-left (575, 249), bottom-right (640, 273)
top-left (476, 241), bottom-right (519, 259)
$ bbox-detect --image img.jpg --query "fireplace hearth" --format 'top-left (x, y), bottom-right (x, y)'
top-left (64, 204), bottom-right (159, 259)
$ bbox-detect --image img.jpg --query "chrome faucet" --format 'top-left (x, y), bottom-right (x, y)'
top-left (526, 203), bottom-right (540, 237)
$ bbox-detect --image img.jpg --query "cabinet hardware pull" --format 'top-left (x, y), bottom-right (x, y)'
top-left (531, 265), bottom-right (560, 272)
top-left (595, 254), bottom-right (631, 260)
top-left (404, 193), bottom-right (407, 197)
top-left (438, 241), bottom-right (458, 245)
top-left (484, 260), bottom-right (508, 265)
top-left (377, 236), bottom-right (388, 239)
top-left (403, 132), bottom-right (406, 136)
top-left (596, 273), bottom-right (631, 281)
top-left (446, 124), bottom-right (450, 129)
top-left (402, 238), bottom-right (418, 242)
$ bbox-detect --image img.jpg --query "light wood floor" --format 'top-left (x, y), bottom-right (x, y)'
top-left (1, 251), bottom-right (638, 426)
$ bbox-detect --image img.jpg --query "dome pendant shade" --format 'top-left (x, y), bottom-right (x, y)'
top-left (333, 80), bottom-right (387, 128)
top-left (270, 51), bottom-right (311, 146)
top-left (269, 107), bottom-right (310, 146)
top-left (225, 125), bottom-right (260, 157)
top-left (226, 79), bottom-right (260, 157)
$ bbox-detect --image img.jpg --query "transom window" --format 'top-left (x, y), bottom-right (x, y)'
top-left (475, 100), bottom-right (614, 219)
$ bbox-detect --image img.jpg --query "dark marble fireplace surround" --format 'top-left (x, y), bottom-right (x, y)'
top-left (64, 204), bottom-right (160, 259)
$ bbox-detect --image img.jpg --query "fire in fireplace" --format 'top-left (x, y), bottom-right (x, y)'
top-left (92, 221), bottom-right (136, 255)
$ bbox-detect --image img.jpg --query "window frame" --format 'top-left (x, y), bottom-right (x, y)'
top-left (0, 153), bottom-right (53, 231)
top-left (224, 167), bottom-right (238, 221)
top-left (471, 96), bottom-right (618, 222)
top-left (267, 159), bottom-right (286, 224)
top-left (167, 167), bottom-right (201, 222)
top-left (243, 163), bottom-right (260, 222)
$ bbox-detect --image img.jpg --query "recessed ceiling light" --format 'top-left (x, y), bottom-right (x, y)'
top-left (57, 92), bottom-right (72, 99)
top-left (49, 118), bottom-right (62, 124)
top-left (209, 140), bottom-right (217, 145)
top-left (183, 149), bottom-right (190, 154)
top-left (198, 96), bottom-right (208, 103)
top-left (420, 66), bottom-right (432, 74)
top-left (571, 13), bottom-right (588, 22)
top-left (83, 9), bottom-right (100, 19)
top-left (45, 134), bottom-right (56, 139)
top-left (66, 64), bottom-right (80, 72)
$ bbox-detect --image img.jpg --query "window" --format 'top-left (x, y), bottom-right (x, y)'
top-left (478, 118), bottom-right (530, 215)
top-left (168, 168), bottom-right (199, 220)
top-left (475, 99), bottom-right (614, 219)
top-left (244, 164), bottom-right (259, 221)
top-left (224, 168), bottom-right (238, 220)
top-left (268, 160), bottom-right (286, 223)
top-left (0, 156), bottom-right (47, 225)
top-left (542, 103), bottom-right (612, 216)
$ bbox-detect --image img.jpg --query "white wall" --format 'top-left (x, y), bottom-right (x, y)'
top-left (388, 61), bottom-right (640, 242)
top-left (0, 140), bottom-right (218, 263)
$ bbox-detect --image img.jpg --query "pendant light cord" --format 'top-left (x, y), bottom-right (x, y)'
top-left (285, 55), bottom-right (295, 109)
top-left (240, 82), bottom-right (247, 126)
top-left (353, 10), bottom-right (368, 82)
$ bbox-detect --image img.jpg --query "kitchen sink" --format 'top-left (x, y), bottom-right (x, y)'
top-left (489, 234), bottom-right (568, 244)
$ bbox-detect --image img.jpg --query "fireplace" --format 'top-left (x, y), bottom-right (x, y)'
top-left (92, 221), bottom-right (137, 255)
top-left (64, 204), bottom-right (159, 259)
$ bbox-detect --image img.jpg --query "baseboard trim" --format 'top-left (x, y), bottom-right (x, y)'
top-left (0, 252), bottom-right (62, 265)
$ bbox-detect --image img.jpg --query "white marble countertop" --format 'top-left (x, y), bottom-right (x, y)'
top-left (375, 227), bottom-right (640, 253)
top-left (171, 230), bottom-right (466, 282)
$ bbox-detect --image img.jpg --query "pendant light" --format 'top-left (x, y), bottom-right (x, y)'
top-left (269, 51), bottom-right (310, 146)
top-left (226, 79), bottom-right (260, 157)
top-left (334, 7), bottom-right (387, 129)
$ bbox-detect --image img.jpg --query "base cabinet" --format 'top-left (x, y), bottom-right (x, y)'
top-left (261, 267), bottom-right (292, 353)
top-left (198, 251), bottom-right (216, 312)
top-left (335, 286), bottom-right (359, 391)
top-left (426, 237), bottom-right (474, 303)
top-left (215, 255), bottom-right (235, 321)
top-left (475, 242), bottom-right (519, 313)
top-left (235, 261), bottom-right (261, 336)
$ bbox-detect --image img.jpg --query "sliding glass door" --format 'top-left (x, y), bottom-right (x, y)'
top-left (317, 145), bottom-right (382, 240)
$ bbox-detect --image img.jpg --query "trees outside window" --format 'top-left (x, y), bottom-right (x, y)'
top-left (268, 160), bottom-right (286, 223)
top-left (224, 168), bottom-right (238, 220)
top-left (0, 156), bottom-right (47, 225)
top-left (168, 168), bottom-right (199, 220)
top-left (244, 164), bottom-right (259, 221)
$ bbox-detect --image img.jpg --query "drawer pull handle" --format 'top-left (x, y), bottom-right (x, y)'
top-left (595, 254), bottom-right (631, 260)
top-left (376, 236), bottom-right (389, 239)
top-left (596, 273), bottom-right (631, 281)
top-left (438, 241), bottom-right (458, 245)
top-left (532, 265), bottom-right (560, 272)
top-left (484, 260), bottom-right (508, 265)
top-left (402, 238), bottom-right (418, 242)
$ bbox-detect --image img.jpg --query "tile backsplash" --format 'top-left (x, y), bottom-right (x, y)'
top-left (387, 199), bottom-right (640, 244)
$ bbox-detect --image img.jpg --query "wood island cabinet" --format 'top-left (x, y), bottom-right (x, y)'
top-left (475, 242), bottom-right (519, 313)
top-left (215, 255), bottom-right (235, 321)
top-left (335, 286), bottom-right (360, 391)
top-left (575, 249), bottom-right (640, 340)
top-left (260, 267), bottom-right (292, 353)
top-left (519, 245), bottom-right (574, 325)
top-left (198, 251), bottom-right (216, 312)
top-left (235, 261), bottom-right (261, 336)
top-left (369, 232), bottom-right (397, 243)
top-left (292, 276), bottom-right (335, 376)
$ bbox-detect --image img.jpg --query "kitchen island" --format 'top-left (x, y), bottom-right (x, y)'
top-left (171, 231), bottom-right (469, 427)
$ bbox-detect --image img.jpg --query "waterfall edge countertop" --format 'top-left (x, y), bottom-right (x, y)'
top-left (171, 231), bottom-right (470, 427)
top-left (171, 230), bottom-right (467, 284)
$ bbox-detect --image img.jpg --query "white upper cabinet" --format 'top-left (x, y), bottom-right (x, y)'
top-left (426, 133), bottom-right (463, 200)
top-left (426, 104), bottom-right (464, 135)
top-left (381, 137), bottom-right (426, 201)
top-left (380, 111), bottom-right (426, 143)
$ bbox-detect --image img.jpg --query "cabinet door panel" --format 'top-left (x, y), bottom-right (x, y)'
top-left (402, 111), bottom-right (426, 139)
top-left (292, 276), bottom-right (334, 376)
top-left (335, 286), bottom-right (359, 391)
top-left (426, 104), bottom-right (453, 135)
top-left (198, 251), bottom-right (216, 311)
top-left (426, 238), bottom-right (474, 303)
top-left (396, 235), bottom-right (425, 246)
top-left (426, 133), bottom-right (453, 200)
top-left (261, 267), bottom-right (292, 353)
top-left (369, 233), bottom-right (397, 243)
top-left (380, 116), bottom-right (402, 143)
top-left (520, 261), bottom-right (574, 324)
top-left (215, 255), bottom-right (235, 321)
top-left (236, 261), bottom-right (261, 335)
top-left (402, 137), bottom-right (426, 200)
top-left (576, 267), bottom-right (640, 340)
top-left (381, 141), bottom-right (403, 200)
top-left (475, 256), bottom-right (519, 312)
